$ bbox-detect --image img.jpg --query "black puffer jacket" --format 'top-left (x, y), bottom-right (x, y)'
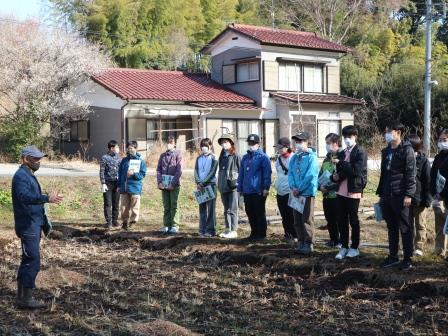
top-left (430, 149), bottom-right (448, 199)
top-left (334, 144), bottom-right (368, 193)
top-left (376, 141), bottom-right (416, 198)
top-left (413, 152), bottom-right (432, 207)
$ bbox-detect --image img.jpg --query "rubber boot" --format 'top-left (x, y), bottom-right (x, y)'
top-left (17, 286), bottom-right (46, 309)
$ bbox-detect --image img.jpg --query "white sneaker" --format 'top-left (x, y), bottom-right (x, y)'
top-left (335, 248), bottom-right (349, 260)
top-left (414, 249), bottom-right (423, 256)
top-left (161, 227), bottom-right (169, 233)
top-left (219, 231), bottom-right (230, 238)
top-left (220, 231), bottom-right (238, 239)
top-left (346, 248), bottom-right (360, 258)
top-left (336, 243), bottom-right (342, 249)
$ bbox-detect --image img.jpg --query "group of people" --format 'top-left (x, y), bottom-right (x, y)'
top-left (10, 121), bottom-right (448, 309)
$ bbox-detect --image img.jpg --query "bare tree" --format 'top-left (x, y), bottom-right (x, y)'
top-left (164, 26), bottom-right (191, 70)
top-left (0, 17), bottom-right (110, 151)
top-left (278, 0), bottom-right (369, 43)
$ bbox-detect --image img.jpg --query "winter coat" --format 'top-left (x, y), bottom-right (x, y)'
top-left (413, 152), bottom-right (432, 207)
top-left (334, 144), bottom-right (368, 194)
top-left (430, 149), bottom-right (448, 199)
top-left (288, 148), bottom-right (319, 197)
top-left (318, 152), bottom-right (339, 199)
top-left (99, 151), bottom-right (121, 183)
top-left (194, 153), bottom-right (218, 186)
top-left (156, 150), bottom-right (183, 188)
top-left (275, 153), bottom-right (292, 196)
top-left (218, 151), bottom-right (241, 193)
top-left (237, 148), bottom-right (272, 195)
top-left (117, 152), bottom-right (147, 195)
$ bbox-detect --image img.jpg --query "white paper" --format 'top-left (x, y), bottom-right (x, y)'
top-left (194, 185), bottom-right (216, 204)
top-left (444, 214), bottom-right (448, 235)
top-left (288, 193), bottom-right (306, 213)
top-left (318, 170), bottom-right (332, 187)
top-left (129, 159), bottom-right (141, 174)
top-left (162, 174), bottom-right (174, 187)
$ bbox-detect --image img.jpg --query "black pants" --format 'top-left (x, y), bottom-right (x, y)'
top-left (323, 197), bottom-right (340, 244)
top-left (337, 196), bottom-right (360, 249)
top-left (103, 181), bottom-right (120, 224)
top-left (380, 196), bottom-right (413, 261)
top-left (244, 194), bottom-right (267, 238)
top-left (276, 194), bottom-right (297, 238)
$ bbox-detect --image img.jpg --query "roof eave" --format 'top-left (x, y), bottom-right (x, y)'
top-left (260, 42), bottom-right (348, 54)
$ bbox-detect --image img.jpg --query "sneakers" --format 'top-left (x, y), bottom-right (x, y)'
top-left (335, 248), bottom-right (348, 260)
top-left (168, 227), bottom-right (178, 234)
top-left (296, 242), bottom-right (313, 255)
top-left (380, 256), bottom-right (400, 268)
top-left (161, 227), bottom-right (169, 233)
top-left (414, 249), bottom-right (423, 257)
top-left (200, 233), bottom-right (214, 238)
top-left (398, 259), bottom-right (413, 271)
top-left (220, 231), bottom-right (238, 239)
top-left (346, 248), bottom-right (360, 258)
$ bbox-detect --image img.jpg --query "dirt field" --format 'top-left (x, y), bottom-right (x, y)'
top-left (0, 176), bottom-right (447, 335)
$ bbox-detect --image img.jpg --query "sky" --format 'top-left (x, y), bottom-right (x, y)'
top-left (0, 0), bottom-right (44, 20)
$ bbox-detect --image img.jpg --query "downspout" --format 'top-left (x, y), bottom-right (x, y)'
top-left (121, 100), bottom-right (129, 152)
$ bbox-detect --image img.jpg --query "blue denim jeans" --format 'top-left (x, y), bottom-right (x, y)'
top-left (17, 231), bottom-right (41, 289)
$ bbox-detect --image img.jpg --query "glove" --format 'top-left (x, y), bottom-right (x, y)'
top-left (102, 184), bottom-right (108, 193)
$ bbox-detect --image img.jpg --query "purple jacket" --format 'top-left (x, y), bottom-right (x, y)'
top-left (157, 150), bottom-right (183, 187)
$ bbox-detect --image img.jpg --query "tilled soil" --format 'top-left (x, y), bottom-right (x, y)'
top-left (0, 225), bottom-right (447, 336)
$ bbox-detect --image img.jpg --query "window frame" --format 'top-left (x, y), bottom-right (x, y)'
top-left (236, 61), bottom-right (260, 83)
top-left (277, 62), bottom-right (324, 94)
top-left (69, 120), bottom-right (89, 142)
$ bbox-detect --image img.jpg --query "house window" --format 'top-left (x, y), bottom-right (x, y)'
top-left (303, 65), bottom-right (323, 93)
top-left (163, 120), bottom-right (176, 140)
top-left (279, 63), bottom-right (300, 91)
top-left (237, 62), bottom-right (259, 82)
top-left (237, 120), bottom-right (261, 155)
top-left (127, 118), bottom-right (146, 141)
top-left (70, 120), bottom-right (88, 141)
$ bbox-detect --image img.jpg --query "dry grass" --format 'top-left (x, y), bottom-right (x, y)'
top-left (0, 176), bottom-right (447, 335)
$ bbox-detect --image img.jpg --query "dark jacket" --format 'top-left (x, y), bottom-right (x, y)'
top-left (237, 148), bottom-right (272, 195)
top-left (117, 152), bottom-right (147, 195)
top-left (430, 149), bottom-right (448, 199)
top-left (333, 144), bottom-right (368, 194)
top-left (218, 150), bottom-right (241, 193)
top-left (156, 149), bottom-right (183, 188)
top-left (12, 165), bottom-right (49, 236)
top-left (99, 151), bottom-right (121, 184)
top-left (413, 152), bottom-right (432, 207)
top-left (376, 141), bottom-right (416, 198)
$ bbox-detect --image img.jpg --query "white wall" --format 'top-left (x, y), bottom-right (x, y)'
top-left (209, 32), bottom-right (261, 57)
top-left (74, 81), bottom-right (125, 110)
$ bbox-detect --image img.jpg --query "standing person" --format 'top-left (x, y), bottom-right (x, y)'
top-left (195, 138), bottom-right (218, 237)
top-left (157, 136), bottom-right (183, 234)
top-left (430, 129), bottom-right (448, 258)
top-left (12, 146), bottom-right (63, 309)
top-left (274, 137), bottom-right (297, 241)
top-left (288, 132), bottom-right (319, 254)
top-left (319, 133), bottom-right (341, 248)
top-left (117, 140), bottom-right (147, 230)
top-left (237, 134), bottom-right (272, 240)
top-left (217, 134), bottom-right (241, 239)
top-left (377, 122), bottom-right (416, 270)
top-left (408, 134), bottom-right (432, 256)
top-left (100, 140), bottom-right (121, 229)
top-left (333, 125), bottom-right (368, 260)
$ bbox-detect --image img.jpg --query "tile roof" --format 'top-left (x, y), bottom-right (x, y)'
top-left (271, 92), bottom-right (364, 105)
top-left (202, 23), bottom-right (349, 53)
top-left (190, 102), bottom-right (260, 110)
top-left (92, 68), bottom-right (255, 103)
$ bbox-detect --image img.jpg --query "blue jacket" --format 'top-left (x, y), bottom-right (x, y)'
top-left (237, 149), bottom-right (272, 195)
top-left (288, 149), bottom-right (319, 197)
top-left (117, 153), bottom-right (147, 195)
top-left (12, 165), bottom-right (49, 236)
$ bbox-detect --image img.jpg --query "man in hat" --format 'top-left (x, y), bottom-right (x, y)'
top-left (237, 134), bottom-right (272, 240)
top-left (288, 132), bottom-right (319, 254)
top-left (12, 146), bottom-right (63, 309)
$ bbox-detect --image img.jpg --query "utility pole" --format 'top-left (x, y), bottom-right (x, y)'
top-left (423, 0), bottom-right (433, 156)
top-left (271, 0), bottom-right (275, 29)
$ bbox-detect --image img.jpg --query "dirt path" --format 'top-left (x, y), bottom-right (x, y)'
top-left (0, 226), bottom-right (447, 335)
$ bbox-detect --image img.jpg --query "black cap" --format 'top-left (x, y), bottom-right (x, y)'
top-left (292, 131), bottom-right (310, 141)
top-left (246, 134), bottom-right (260, 143)
top-left (274, 137), bottom-right (291, 148)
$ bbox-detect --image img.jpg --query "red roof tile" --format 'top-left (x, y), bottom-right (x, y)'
top-left (202, 23), bottom-right (349, 53)
top-left (271, 92), bottom-right (364, 105)
top-left (190, 102), bottom-right (260, 110)
top-left (92, 68), bottom-right (254, 103)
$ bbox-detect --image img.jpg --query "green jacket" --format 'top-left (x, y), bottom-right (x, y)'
top-left (318, 152), bottom-right (339, 199)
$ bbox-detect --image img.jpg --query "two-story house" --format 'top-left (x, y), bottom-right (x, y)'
top-left (65, 23), bottom-right (362, 159)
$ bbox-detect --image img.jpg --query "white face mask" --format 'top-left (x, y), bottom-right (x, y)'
top-left (249, 145), bottom-right (259, 152)
top-left (113, 147), bottom-right (120, 154)
top-left (167, 143), bottom-right (175, 151)
top-left (438, 141), bottom-right (448, 151)
top-left (344, 137), bottom-right (355, 148)
top-left (295, 143), bottom-right (304, 152)
top-left (326, 144), bottom-right (334, 153)
top-left (385, 132), bottom-right (394, 143)
top-left (201, 146), bottom-right (209, 154)
top-left (222, 142), bottom-right (231, 150)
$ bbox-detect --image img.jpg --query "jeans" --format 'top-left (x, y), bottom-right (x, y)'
top-left (199, 185), bottom-right (216, 235)
top-left (293, 197), bottom-right (315, 243)
top-left (276, 194), bottom-right (296, 238)
top-left (243, 193), bottom-right (267, 238)
top-left (17, 231), bottom-right (41, 289)
top-left (162, 187), bottom-right (180, 228)
top-left (221, 190), bottom-right (239, 232)
top-left (337, 196), bottom-right (360, 249)
top-left (323, 197), bottom-right (340, 244)
top-left (103, 180), bottom-right (120, 224)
